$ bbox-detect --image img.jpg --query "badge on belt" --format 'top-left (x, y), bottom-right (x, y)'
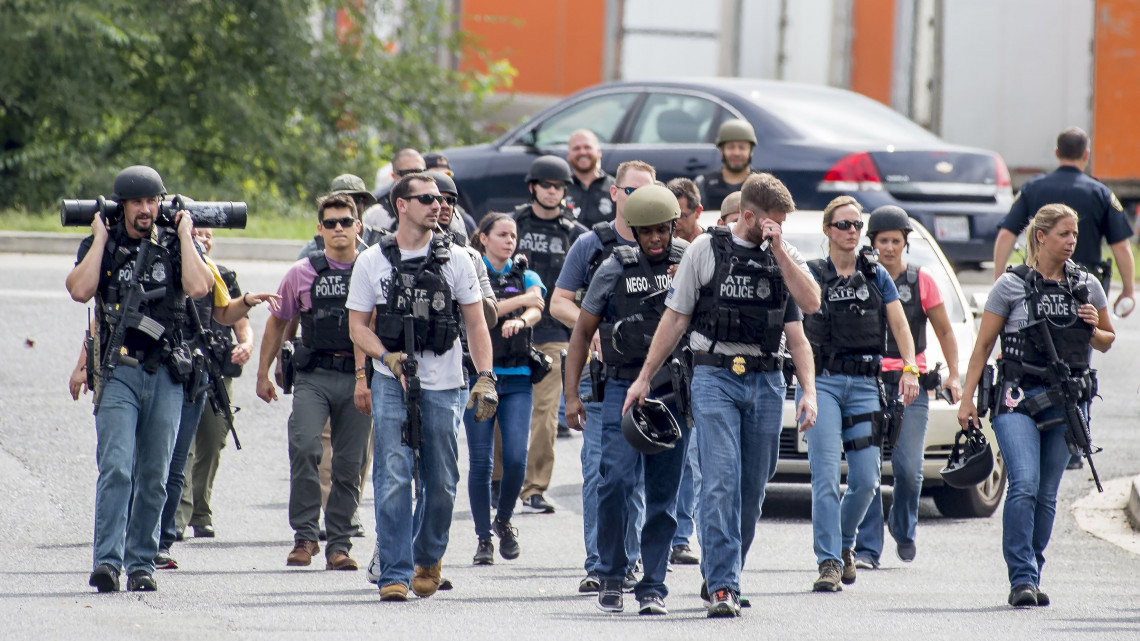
top-left (732, 356), bottom-right (746, 376)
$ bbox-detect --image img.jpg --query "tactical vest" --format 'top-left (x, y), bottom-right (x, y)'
top-left (804, 255), bottom-right (887, 360)
top-left (600, 243), bottom-right (685, 373)
top-left (374, 234), bottom-right (461, 354)
top-left (300, 252), bottom-right (354, 353)
top-left (488, 257), bottom-right (533, 369)
top-left (692, 228), bottom-right (789, 352)
top-left (584, 221), bottom-right (621, 284)
top-left (98, 225), bottom-right (188, 369)
top-left (1000, 263), bottom-right (1093, 371)
top-left (885, 264), bottom-right (927, 359)
top-left (513, 204), bottom-right (577, 331)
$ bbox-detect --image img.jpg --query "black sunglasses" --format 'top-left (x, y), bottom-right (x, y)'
top-left (321, 217), bottom-right (356, 229)
top-left (536, 180), bottom-right (566, 190)
top-left (618, 186), bottom-right (638, 195)
top-left (441, 195), bottom-right (458, 206)
top-left (402, 193), bottom-right (444, 205)
top-left (830, 220), bottom-right (864, 231)
top-left (395, 167), bottom-right (425, 177)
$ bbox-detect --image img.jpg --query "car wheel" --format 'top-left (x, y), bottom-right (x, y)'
top-left (931, 450), bottom-right (1007, 518)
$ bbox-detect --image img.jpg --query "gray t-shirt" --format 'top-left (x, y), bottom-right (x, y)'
top-left (666, 230), bottom-right (808, 355)
top-left (986, 267), bottom-right (1108, 335)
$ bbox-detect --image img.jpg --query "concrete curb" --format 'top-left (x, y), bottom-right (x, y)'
top-left (1129, 474), bottom-right (1140, 530)
top-left (0, 231), bottom-right (304, 262)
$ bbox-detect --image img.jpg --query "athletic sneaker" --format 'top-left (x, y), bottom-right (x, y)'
top-left (638, 594), bottom-right (667, 615)
top-left (707, 588), bottom-right (741, 618)
top-left (1033, 586), bottom-right (1050, 606)
top-left (841, 548), bottom-right (857, 585)
top-left (154, 549), bottom-right (178, 570)
top-left (520, 494), bottom-right (555, 513)
top-left (896, 540), bottom-right (917, 563)
top-left (492, 519), bottom-right (520, 559)
top-left (578, 573), bottom-right (600, 593)
top-left (473, 539), bottom-right (494, 565)
top-left (622, 570), bottom-right (638, 592)
top-left (853, 552), bottom-right (879, 569)
top-left (88, 564), bottom-right (120, 593)
top-left (596, 579), bottom-right (624, 613)
top-left (366, 542), bottom-right (381, 584)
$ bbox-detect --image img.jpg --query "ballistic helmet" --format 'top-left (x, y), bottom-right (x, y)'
top-left (867, 205), bottom-right (912, 237)
top-left (715, 119), bottom-right (757, 147)
top-left (623, 184), bottom-right (680, 228)
top-left (329, 174), bottom-right (377, 207)
top-left (111, 165), bottom-right (166, 201)
top-left (622, 399), bottom-right (682, 455)
top-left (939, 424), bottom-right (995, 489)
top-left (525, 155), bottom-right (573, 184)
top-left (425, 171), bottom-right (457, 195)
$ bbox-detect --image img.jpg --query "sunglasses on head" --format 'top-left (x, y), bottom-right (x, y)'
top-left (321, 217), bottom-right (356, 229)
top-left (395, 167), bottom-right (425, 177)
top-left (618, 186), bottom-right (638, 196)
top-left (403, 193), bottom-right (444, 205)
top-left (536, 180), bottom-right (566, 190)
top-left (829, 220), bottom-right (864, 231)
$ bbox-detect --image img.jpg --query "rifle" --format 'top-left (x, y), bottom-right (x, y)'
top-left (1020, 318), bottom-right (1102, 492)
top-left (93, 229), bottom-right (168, 412)
top-left (400, 316), bottom-right (423, 499)
top-left (186, 299), bottom-right (242, 449)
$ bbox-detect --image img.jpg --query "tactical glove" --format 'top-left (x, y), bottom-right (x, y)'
top-left (467, 375), bottom-right (499, 422)
top-left (382, 351), bottom-right (405, 379)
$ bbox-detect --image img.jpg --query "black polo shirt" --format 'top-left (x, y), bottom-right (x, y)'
top-left (566, 172), bottom-right (616, 229)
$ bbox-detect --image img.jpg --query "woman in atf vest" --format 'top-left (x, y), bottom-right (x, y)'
top-left (853, 205), bottom-right (962, 569)
top-left (800, 195), bottom-right (920, 593)
top-left (958, 203), bottom-right (1113, 608)
top-left (466, 213), bottom-right (546, 565)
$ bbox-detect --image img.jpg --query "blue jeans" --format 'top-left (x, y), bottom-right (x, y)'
top-left (465, 375), bottom-right (532, 540)
top-left (93, 364), bottom-right (183, 574)
top-left (597, 378), bottom-right (689, 598)
top-left (804, 373), bottom-right (882, 564)
top-left (580, 376), bottom-right (643, 574)
top-left (371, 376), bottom-right (463, 587)
top-left (992, 387), bottom-right (1072, 589)
top-left (158, 387), bottom-right (208, 551)
top-left (672, 431), bottom-right (701, 547)
top-left (691, 366), bottom-right (784, 594)
top-left (855, 391), bottom-right (929, 562)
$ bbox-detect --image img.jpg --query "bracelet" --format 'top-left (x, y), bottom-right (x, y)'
top-left (242, 292), bottom-right (253, 307)
top-left (355, 365), bottom-right (367, 372)
top-left (355, 373), bottom-right (366, 380)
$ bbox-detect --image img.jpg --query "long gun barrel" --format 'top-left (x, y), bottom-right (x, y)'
top-left (400, 316), bottom-right (423, 499)
top-left (186, 301), bottom-right (241, 450)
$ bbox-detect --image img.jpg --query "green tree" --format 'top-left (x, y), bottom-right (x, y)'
top-left (0, 0), bottom-right (512, 215)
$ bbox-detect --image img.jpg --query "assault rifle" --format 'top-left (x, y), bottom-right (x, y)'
top-left (1020, 318), bottom-right (1103, 492)
top-left (186, 301), bottom-right (242, 450)
top-left (400, 316), bottom-right (424, 499)
top-left (93, 229), bottom-right (167, 412)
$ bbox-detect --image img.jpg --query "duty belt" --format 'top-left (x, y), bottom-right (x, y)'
top-left (692, 352), bottom-right (783, 375)
top-left (605, 363), bottom-right (645, 381)
top-left (882, 369), bottom-right (941, 390)
top-left (310, 352), bottom-right (356, 373)
top-left (817, 355), bottom-right (880, 378)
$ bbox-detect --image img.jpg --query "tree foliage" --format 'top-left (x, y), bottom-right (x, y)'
top-left (0, 0), bottom-right (513, 214)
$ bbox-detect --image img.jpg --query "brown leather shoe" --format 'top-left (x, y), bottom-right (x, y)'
top-left (326, 550), bottom-right (358, 571)
top-left (379, 583), bottom-right (408, 601)
top-left (411, 561), bottom-right (442, 597)
top-left (286, 541), bottom-right (320, 566)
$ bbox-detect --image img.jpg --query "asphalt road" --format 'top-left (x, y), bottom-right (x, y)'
top-left (1, 251), bottom-right (1138, 640)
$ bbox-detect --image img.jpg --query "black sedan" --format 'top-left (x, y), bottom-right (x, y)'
top-left (439, 78), bottom-right (1013, 266)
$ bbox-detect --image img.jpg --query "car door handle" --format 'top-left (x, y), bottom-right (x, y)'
top-left (684, 158), bottom-right (707, 172)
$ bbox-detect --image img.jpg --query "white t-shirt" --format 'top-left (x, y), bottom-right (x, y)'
top-left (347, 239), bottom-right (481, 390)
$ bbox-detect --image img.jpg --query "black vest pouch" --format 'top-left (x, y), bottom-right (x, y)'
top-left (292, 343), bottom-right (316, 372)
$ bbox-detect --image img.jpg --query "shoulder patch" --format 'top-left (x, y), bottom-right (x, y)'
top-left (1111, 192), bottom-right (1124, 212)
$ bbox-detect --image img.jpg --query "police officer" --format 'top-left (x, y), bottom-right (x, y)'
top-left (852, 206), bottom-right (961, 569)
top-left (624, 172), bottom-right (821, 617)
top-left (346, 173), bottom-right (497, 601)
top-left (564, 185), bottom-right (691, 616)
top-left (512, 155), bottom-right (588, 514)
top-left (565, 128), bottom-right (617, 228)
top-left (993, 127), bottom-right (1134, 315)
top-left (718, 191), bottom-right (742, 226)
top-left (694, 119), bottom-right (757, 211)
top-left (960, 203), bottom-right (1113, 607)
top-left (66, 165), bottom-right (215, 592)
top-left (256, 193), bottom-right (373, 572)
top-left (802, 196), bottom-right (920, 592)
top-left (551, 159), bottom-right (656, 593)
top-left (300, 174), bottom-right (376, 257)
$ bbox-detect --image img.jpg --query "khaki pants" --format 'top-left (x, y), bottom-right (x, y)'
top-left (520, 341), bottom-right (565, 499)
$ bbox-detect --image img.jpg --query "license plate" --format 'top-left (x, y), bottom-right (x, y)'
top-left (934, 215), bottom-right (970, 242)
top-left (797, 429), bottom-right (809, 453)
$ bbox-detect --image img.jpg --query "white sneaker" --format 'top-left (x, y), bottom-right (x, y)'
top-left (366, 541), bottom-right (380, 584)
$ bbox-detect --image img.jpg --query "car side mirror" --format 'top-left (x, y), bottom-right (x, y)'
top-left (518, 128), bottom-right (538, 150)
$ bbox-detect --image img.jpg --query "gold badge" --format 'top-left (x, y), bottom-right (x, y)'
top-left (732, 356), bottom-right (746, 376)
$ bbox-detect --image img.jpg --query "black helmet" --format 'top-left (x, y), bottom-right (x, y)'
top-left (525, 155), bottom-right (572, 184)
top-left (867, 205), bottom-right (912, 237)
top-left (111, 165), bottom-right (166, 201)
top-left (940, 423), bottom-right (995, 489)
top-left (425, 170), bottom-right (457, 195)
top-left (622, 399), bottom-right (682, 455)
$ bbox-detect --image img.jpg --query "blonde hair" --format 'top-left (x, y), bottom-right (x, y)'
top-left (821, 195), bottom-right (863, 254)
top-left (1025, 203), bottom-right (1078, 266)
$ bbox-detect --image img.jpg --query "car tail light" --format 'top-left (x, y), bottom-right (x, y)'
top-left (993, 153), bottom-right (1012, 192)
top-left (818, 152), bottom-right (883, 192)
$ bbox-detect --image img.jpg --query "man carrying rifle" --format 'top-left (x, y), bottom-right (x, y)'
top-left (66, 166), bottom-right (215, 593)
top-left (256, 193), bottom-right (372, 572)
top-left (347, 173), bottom-right (497, 602)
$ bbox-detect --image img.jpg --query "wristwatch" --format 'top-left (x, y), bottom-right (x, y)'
top-left (902, 364), bottom-right (920, 376)
top-left (476, 370), bottom-right (498, 382)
